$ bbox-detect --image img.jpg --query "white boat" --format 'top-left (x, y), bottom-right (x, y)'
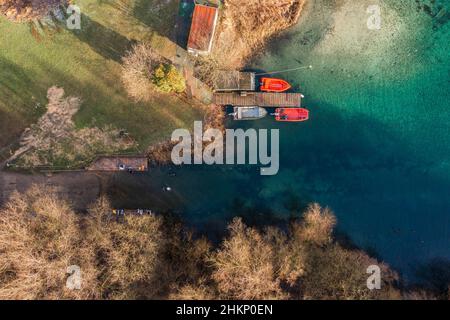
top-left (231, 106), bottom-right (268, 120)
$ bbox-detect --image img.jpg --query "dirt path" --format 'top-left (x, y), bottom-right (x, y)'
top-left (0, 169), bottom-right (103, 210)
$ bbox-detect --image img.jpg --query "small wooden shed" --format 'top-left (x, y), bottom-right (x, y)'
top-left (187, 3), bottom-right (219, 56)
top-left (213, 71), bottom-right (256, 92)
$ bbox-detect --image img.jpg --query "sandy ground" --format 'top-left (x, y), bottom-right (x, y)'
top-left (0, 170), bottom-right (102, 210)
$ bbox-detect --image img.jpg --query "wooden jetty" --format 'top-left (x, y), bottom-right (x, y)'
top-left (86, 155), bottom-right (148, 172)
top-left (213, 92), bottom-right (302, 107)
top-left (112, 209), bottom-right (155, 216)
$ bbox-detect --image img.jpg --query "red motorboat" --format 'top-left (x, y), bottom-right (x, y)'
top-left (260, 78), bottom-right (292, 92)
top-left (275, 108), bottom-right (309, 122)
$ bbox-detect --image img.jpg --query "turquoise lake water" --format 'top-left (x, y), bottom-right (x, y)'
top-left (111, 0), bottom-right (450, 280)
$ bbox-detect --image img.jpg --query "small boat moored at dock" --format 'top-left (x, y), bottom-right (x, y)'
top-left (260, 78), bottom-right (292, 92)
top-left (230, 106), bottom-right (268, 120)
top-left (274, 108), bottom-right (309, 122)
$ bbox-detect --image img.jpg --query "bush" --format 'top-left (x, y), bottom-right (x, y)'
top-left (301, 244), bottom-right (401, 300)
top-left (121, 43), bottom-right (162, 102)
top-left (121, 44), bottom-right (186, 101)
top-left (299, 203), bottom-right (336, 246)
top-left (152, 63), bottom-right (186, 94)
top-left (209, 218), bottom-right (286, 300)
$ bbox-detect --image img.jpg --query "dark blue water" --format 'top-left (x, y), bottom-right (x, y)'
top-left (110, 0), bottom-right (450, 280)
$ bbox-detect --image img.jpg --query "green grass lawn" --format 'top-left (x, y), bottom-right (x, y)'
top-left (0, 0), bottom-right (202, 159)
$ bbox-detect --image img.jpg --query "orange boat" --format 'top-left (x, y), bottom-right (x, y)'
top-left (260, 78), bottom-right (292, 92)
top-left (275, 108), bottom-right (309, 122)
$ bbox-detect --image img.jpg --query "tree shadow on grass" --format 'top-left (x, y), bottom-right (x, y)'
top-left (0, 57), bottom-right (48, 114)
top-left (0, 57), bottom-right (51, 148)
top-left (0, 109), bottom-right (27, 150)
top-left (132, 0), bottom-right (181, 41)
top-left (70, 13), bottom-right (137, 63)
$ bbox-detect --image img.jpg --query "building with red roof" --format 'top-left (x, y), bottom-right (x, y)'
top-left (187, 3), bottom-right (219, 56)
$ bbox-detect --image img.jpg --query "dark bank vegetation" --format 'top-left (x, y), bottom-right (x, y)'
top-left (0, 186), bottom-right (448, 300)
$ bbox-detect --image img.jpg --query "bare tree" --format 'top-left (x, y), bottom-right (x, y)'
top-left (0, 185), bottom-right (98, 299)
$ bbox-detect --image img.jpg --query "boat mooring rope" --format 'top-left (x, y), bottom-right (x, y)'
top-left (255, 65), bottom-right (313, 76)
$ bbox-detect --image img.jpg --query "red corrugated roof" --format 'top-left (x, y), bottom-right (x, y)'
top-left (187, 4), bottom-right (218, 53)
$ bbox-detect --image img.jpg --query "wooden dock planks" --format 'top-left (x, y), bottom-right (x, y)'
top-left (213, 92), bottom-right (302, 107)
top-left (214, 71), bottom-right (255, 91)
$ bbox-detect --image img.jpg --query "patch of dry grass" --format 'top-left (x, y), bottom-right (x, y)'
top-left (212, 0), bottom-right (306, 68)
top-left (9, 86), bottom-right (136, 168)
